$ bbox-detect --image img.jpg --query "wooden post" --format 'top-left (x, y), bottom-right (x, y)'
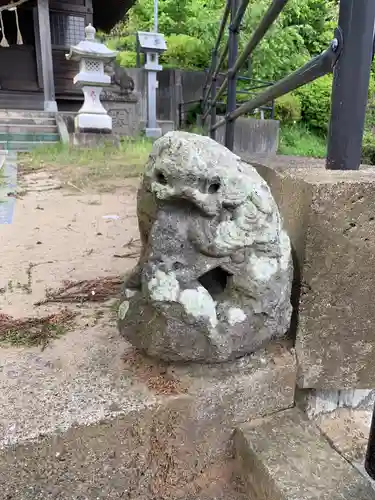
top-left (37, 0), bottom-right (57, 112)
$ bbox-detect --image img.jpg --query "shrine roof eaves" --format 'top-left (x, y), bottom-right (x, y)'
top-left (93, 0), bottom-right (137, 32)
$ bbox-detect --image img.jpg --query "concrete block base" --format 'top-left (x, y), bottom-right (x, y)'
top-left (72, 132), bottom-right (120, 148)
top-left (0, 321), bottom-right (296, 499)
top-left (145, 126), bottom-right (162, 139)
top-left (44, 100), bottom-right (58, 112)
top-left (75, 112), bottom-right (112, 132)
top-left (251, 158), bottom-right (375, 389)
top-left (140, 120), bottom-right (175, 136)
top-left (234, 408), bottom-right (375, 499)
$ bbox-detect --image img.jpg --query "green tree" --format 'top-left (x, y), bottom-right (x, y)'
top-left (112, 0), bottom-right (337, 75)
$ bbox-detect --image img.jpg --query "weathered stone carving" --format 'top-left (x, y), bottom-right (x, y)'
top-left (106, 106), bottom-right (139, 136)
top-left (105, 61), bottom-right (135, 96)
top-left (118, 131), bottom-right (293, 362)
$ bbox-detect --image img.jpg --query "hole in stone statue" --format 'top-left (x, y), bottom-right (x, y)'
top-left (172, 261), bottom-right (184, 270)
top-left (208, 182), bottom-right (221, 194)
top-left (156, 171), bottom-right (168, 185)
top-left (198, 266), bottom-right (231, 298)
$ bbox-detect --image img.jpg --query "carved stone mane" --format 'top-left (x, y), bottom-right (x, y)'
top-left (118, 131), bottom-right (293, 363)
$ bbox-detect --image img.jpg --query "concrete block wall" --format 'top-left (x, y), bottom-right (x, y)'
top-left (215, 116), bottom-right (279, 156)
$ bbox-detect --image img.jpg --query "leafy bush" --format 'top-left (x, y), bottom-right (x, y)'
top-left (274, 93), bottom-right (302, 123)
top-left (106, 35), bottom-right (136, 51)
top-left (362, 130), bottom-right (375, 165)
top-left (295, 75), bottom-right (332, 132)
top-left (116, 51), bottom-right (137, 68)
top-left (366, 72), bottom-right (375, 129)
top-left (161, 34), bottom-right (210, 70)
top-left (183, 102), bottom-right (203, 127)
top-left (278, 123), bottom-right (326, 158)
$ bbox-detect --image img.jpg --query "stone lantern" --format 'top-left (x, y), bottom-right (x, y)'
top-left (136, 31), bottom-right (167, 138)
top-left (66, 24), bottom-right (118, 133)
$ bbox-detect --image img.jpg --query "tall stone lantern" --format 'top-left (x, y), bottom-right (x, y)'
top-left (66, 24), bottom-right (118, 133)
top-left (136, 31), bottom-right (167, 138)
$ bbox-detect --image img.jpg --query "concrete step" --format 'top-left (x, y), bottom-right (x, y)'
top-left (0, 109), bottom-right (54, 116)
top-left (0, 117), bottom-right (56, 126)
top-left (0, 331), bottom-right (296, 499)
top-left (234, 408), bottom-right (375, 500)
top-left (0, 124), bottom-right (58, 134)
top-left (0, 109), bottom-right (54, 118)
top-left (0, 140), bottom-right (59, 152)
top-left (0, 132), bottom-right (59, 142)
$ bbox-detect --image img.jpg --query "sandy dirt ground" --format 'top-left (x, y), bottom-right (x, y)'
top-left (0, 170), bottom-right (141, 320)
top-left (0, 169), bottom-right (249, 500)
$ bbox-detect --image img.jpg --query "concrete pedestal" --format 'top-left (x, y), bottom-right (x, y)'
top-left (252, 158), bottom-right (375, 389)
top-left (74, 113), bottom-right (112, 133)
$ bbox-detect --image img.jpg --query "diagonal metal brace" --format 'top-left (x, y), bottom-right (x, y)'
top-left (211, 27), bottom-right (344, 132)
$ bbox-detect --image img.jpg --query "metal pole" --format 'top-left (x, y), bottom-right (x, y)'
top-left (204, 0), bottom-right (250, 104)
top-left (208, 0), bottom-right (287, 115)
top-left (225, 0), bottom-right (239, 150)
top-left (326, 0), bottom-right (375, 170)
top-left (136, 39), bottom-right (141, 68)
top-left (210, 50), bottom-right (218, 140)
top-left (154, 0), bottom-right (158, 32)
top-left (178, 102), bottom-right (182, 129)
top-left (366, 403), bottom-right (375, 480)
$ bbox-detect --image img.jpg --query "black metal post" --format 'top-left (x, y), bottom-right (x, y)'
top-left (326, 0), bottom-right (375, 170)
top-left (202, 0), bottom-right (231, 106)
top-left (178, 102), bottom-right (182, 129)
top-left (271, 100), bottom-right (275, 119)
top-left (225, 0), bottom-right (239, 150)
top-left (136, 39), bottom-right (141, 68)
top-left (366, 403), bottom-right (375, 480)
top-left (210, 50), bottom-right (218, 140)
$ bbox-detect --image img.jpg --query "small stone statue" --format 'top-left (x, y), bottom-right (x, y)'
top-left (106, 61), bottom-right (135, 95)
top-left (118, 132), bottom-right (293, 363)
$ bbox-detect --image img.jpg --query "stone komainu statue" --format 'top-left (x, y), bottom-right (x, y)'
top-left (106, 61), bottom-right (135, 95)
top-left (118, 132), bottom-right (293, 363)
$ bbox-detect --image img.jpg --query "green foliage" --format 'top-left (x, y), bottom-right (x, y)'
top-left (240, 0), bottom-right (337, 80)
top-left (278, 123), bottom-right (327, 158)
top-left (116, 51), bottom-right (137, 68)
top-left (161, 35), bottom-right (210, 70)
top-left (274, 93), bottom-right (302, 123)
top-left (295, 75), bottom-right (332, 132)
top-left (112, 0), bottom-right (337, 77)
top-left (362, 130), bottom-right (375, 165)
top-left (107, 0), bottom-right (341, 147)
top-left (106, 35), bottom-right (136, 51)
top-left (366, 72), bottom-right (375, 129)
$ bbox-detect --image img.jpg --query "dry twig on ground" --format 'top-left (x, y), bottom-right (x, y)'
top-left (35, 275), bottom-right (124, 306)
top-left (113, 237), bottom-right (141, 259)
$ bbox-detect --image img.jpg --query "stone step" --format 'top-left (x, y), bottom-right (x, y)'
top-left (0, 132), bottom-right (60, 143)
top-left (234, 408), bottom-right (375, 500)
top-left (0, 140), bottom-right (59, 152)
top-left (0, 124), bottom-right (58, 134)
top-left (0, 109), bottom-right (54, 118)
top-left (0, 117), bottom-right (56, 126)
